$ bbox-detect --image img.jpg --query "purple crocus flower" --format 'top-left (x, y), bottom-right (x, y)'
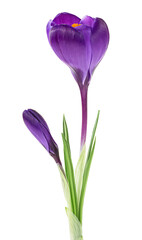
top-left (46, 12), bottom-right (109, 148)
top-left (23, 109), bottom-right (62, 166)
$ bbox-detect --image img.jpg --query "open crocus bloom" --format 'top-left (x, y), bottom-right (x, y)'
top-left (47, 12), bottom-right (109, 88)
top-left (23, 109), bottom-right (61, 165)
top-left (47, 13), bottom-right (109, 148)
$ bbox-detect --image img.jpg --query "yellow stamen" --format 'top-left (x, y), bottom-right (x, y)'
top-left (72, 23), bottom-right (81, 28)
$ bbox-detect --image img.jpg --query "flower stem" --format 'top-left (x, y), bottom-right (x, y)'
top-left (80, 86), bottom-right (88, 150)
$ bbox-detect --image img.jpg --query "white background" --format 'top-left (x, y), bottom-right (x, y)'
top-left (0, 0), bottom-right (142, 239)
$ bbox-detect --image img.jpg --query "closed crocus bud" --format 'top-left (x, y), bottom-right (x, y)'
top-left (46, 12), bottom-right (109, 148)
top-left (23, 109), bottom-right (62, 166)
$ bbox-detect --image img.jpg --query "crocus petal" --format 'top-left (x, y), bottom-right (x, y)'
top-left (46, 20), bottom-right (53, 41)
top-left (28, 109), bottom-right (50, 131)
top-left (23, 110), bottom-right (49, 150)
top-left (80, 16), bottom-right (95, 28)
top-left (48, 24), bottom-right (92, 86)
top-left (52, 12), bottom-right (80, 26)
top-left (23, 109), bottom-right (61, 165)
top-left (90, 18), bottom-right (109, 75)
top-left (47, 13), bottom-right (80, 42)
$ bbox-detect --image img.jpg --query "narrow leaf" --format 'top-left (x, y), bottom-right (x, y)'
top-left (62, 116), bottom-right (78, 216)
top-left (63, 115), bottom-right (71, 154)
top-left (75, 145), bottom-right (86, 208)
top-left (87, 110), bottom-right (100, 161)
top-left (62, 135), bottom-right (74, 212)
top-left (58, 165), bottom-right (71, 209)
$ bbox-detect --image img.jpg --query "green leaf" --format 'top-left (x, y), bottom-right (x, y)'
top-left (79, 110), bottom-right (100, 223)
top-left (63, 114), bottom-right (71, 154)
top-left (65, 207), bottom-right (83, 240)
top-left (58, 165), bottom-right (71, 209)
top-left (75, 145), bottom-right (86, 208)
top-left (87, 110), bottom-right (100, 161)
top-left (62, 116), bottom-right (78, 216)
